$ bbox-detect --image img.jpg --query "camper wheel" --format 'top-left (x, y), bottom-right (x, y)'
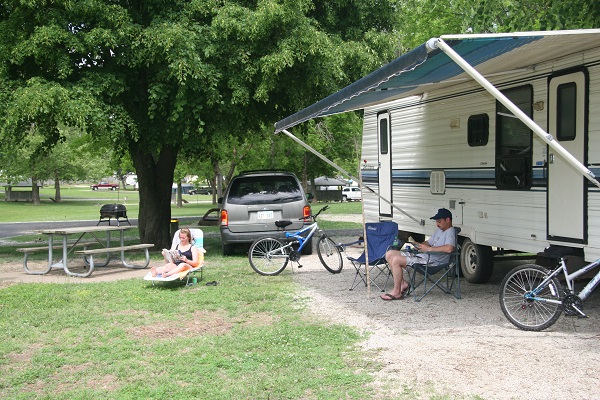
top-left (460, 239), bottom-right (493, 283)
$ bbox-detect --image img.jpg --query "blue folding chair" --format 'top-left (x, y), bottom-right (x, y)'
top-left (348, 221), bottom-right (399, 292)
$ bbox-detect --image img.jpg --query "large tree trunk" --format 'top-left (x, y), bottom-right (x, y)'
top-left (132, 145), bottom-right (178, 250)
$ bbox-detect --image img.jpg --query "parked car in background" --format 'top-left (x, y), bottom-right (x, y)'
top-left (219, 170), bottom-right (312, 256)
top-left (91, 182), bottom-right (119, 190)
top-left (342, 187), bottom-right (362, 201)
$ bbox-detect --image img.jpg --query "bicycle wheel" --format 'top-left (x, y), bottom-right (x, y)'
top-left (317, 235), bottom-right (343, 274)
top-left (499, 264), bottom-right (562, 331)
top-left (248, 237), bottom-right (289, 276)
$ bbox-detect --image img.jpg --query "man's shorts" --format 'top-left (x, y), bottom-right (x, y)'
top-left (401, 251), bottom-right (435, 266)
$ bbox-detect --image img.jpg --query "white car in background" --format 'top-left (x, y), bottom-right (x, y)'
top-left (342, 187), bottom-right (361, 201)
top-left (125, 174), bottom-right (138, 190)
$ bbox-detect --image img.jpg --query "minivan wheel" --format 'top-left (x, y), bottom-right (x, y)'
top-left (222, 242), bottom-right (234, 256)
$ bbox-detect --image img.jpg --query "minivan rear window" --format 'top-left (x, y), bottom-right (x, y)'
top-left (227, 176), bottom-right (303, 205)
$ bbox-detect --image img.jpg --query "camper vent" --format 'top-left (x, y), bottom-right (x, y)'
top-left (430, 170), bottom-right (446, 194)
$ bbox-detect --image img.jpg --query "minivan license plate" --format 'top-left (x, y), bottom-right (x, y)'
top-left (257, 211), bottom-right (273, 220)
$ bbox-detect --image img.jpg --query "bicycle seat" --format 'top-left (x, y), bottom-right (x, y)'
top-left (275, 220), bottom-right (293, 229)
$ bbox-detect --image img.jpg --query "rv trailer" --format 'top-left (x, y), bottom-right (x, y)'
top-left (276, 30), bottom-right (600, 283)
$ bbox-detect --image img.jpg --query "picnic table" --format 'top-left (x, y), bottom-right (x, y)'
top-left (17, 225), bottom-right (153, 278)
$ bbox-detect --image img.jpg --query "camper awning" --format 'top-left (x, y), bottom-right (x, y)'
top-left (275, 29), bottom-right (600, 133)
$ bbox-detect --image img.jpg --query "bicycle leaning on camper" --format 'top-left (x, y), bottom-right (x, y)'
top-left (499, 256), bottom-right (600, 331)
top-left (248, 205), bottom-right (343, 276)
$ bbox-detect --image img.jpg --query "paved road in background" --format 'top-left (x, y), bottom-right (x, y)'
top-left (0, 217), bottom-right (202, 240)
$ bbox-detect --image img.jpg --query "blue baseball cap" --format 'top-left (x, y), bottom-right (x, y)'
top-left (431, 208), bottom-right (452, 220)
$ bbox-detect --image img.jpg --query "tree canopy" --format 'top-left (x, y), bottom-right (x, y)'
top-left (0, 0), bottom-right (399, 247)
top-left (2, 0), bottom-right (596, 248)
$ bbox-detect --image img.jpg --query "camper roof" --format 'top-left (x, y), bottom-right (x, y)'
top-left (275, 29), bottom-right (600, 133)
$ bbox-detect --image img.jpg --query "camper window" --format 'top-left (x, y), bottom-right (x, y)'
top-left (468, 114), bottom-right (489, 147)
top-left (495, 85), bottom-right (533, 190)
top-left (496, 85), bottom-right (533, 156)
top-left (557, 82), bottom-right (577, 141)
top-left (379, 116), bottom-right (389, 154)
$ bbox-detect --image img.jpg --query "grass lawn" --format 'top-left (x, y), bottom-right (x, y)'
top-left (0, 236), bottom-right (379, 399)
top-left (0, 188), bottom-right (387, 398)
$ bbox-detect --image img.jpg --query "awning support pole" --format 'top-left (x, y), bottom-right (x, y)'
top-left (280, 129), bottom-right (356, 183)
top-left (429, 38), bottom-right (600, 188)
top-left (280, 129), bottom-right (424, 225)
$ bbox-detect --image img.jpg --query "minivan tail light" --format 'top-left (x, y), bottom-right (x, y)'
top-left (220, 210), bottom-right (228, 226)
top-left (303, 205), bottom-right (311, 221)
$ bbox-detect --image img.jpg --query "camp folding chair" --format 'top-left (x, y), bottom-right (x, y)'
top-left (407, 227), bottom-right (461, 302)
top-left (144, 228), bottom-right (205, 286)
top-left (348, 221), bottom-right (399, 292)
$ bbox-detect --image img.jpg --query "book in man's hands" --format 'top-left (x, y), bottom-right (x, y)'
top-left (163, 249), bottom-right (181, 263)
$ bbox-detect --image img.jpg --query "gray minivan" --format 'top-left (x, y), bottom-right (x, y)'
top-left (219, 171), bottom-right (312, 255)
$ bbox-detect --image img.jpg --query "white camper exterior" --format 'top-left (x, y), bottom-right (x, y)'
top-left (360, 45), bottom-right (600, 282)
top-left (275, 30), bottom-right (600, 283)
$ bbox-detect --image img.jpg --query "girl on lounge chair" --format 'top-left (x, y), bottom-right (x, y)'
top-left (151, 228), bottom-right (201, 278)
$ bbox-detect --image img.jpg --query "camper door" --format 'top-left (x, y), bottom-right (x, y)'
top-left (547, 70), bottom-right (588, 243)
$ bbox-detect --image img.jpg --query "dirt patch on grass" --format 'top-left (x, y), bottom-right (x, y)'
top-left (19, 363), bottom-right (120, 395)
top-left (0, 260), bottom-right (151, 284)
top-left (127, 310), bottom-right (276, 340)
top-left (128, 310), bottom-right (233, 338)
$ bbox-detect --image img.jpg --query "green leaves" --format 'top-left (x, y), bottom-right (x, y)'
top-left (451, 0), bottom-right (600, 33)
top-left (1, 0), bottom-right (402, 244)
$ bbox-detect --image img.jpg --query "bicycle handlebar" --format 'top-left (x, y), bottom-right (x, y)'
top-left (311, 205), bottom-right (329, 221)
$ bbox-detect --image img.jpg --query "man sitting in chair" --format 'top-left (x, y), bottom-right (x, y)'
top-left (381, 208), bottom-right (456, 301)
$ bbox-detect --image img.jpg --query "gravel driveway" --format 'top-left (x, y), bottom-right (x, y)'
top-left (291, 238), bottom-right (600, 400)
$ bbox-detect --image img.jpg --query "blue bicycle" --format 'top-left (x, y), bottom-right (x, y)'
top-left (248, 206), bottom-right (343, 275)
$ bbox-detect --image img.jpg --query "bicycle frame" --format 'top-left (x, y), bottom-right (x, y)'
top-left (527, 257), bottom-right (600, 304)
top-left (283, 221), bottom-right (320, 252)
top-left (571, 257), bottom-right (600, 300)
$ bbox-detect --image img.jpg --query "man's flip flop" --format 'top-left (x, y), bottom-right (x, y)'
top-left (380, 293), bottom-right (404, 301)
top-left (205, 281), bottom-right (218, 286)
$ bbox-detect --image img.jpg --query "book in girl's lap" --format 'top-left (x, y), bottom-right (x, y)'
top-left (162, 249), bottom-right (181, 263)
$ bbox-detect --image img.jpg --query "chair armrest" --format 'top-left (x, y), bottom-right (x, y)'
top-left (412, 250), bottom-right (459, 264)
top-left (340, 239), bottom-right (363, 249)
